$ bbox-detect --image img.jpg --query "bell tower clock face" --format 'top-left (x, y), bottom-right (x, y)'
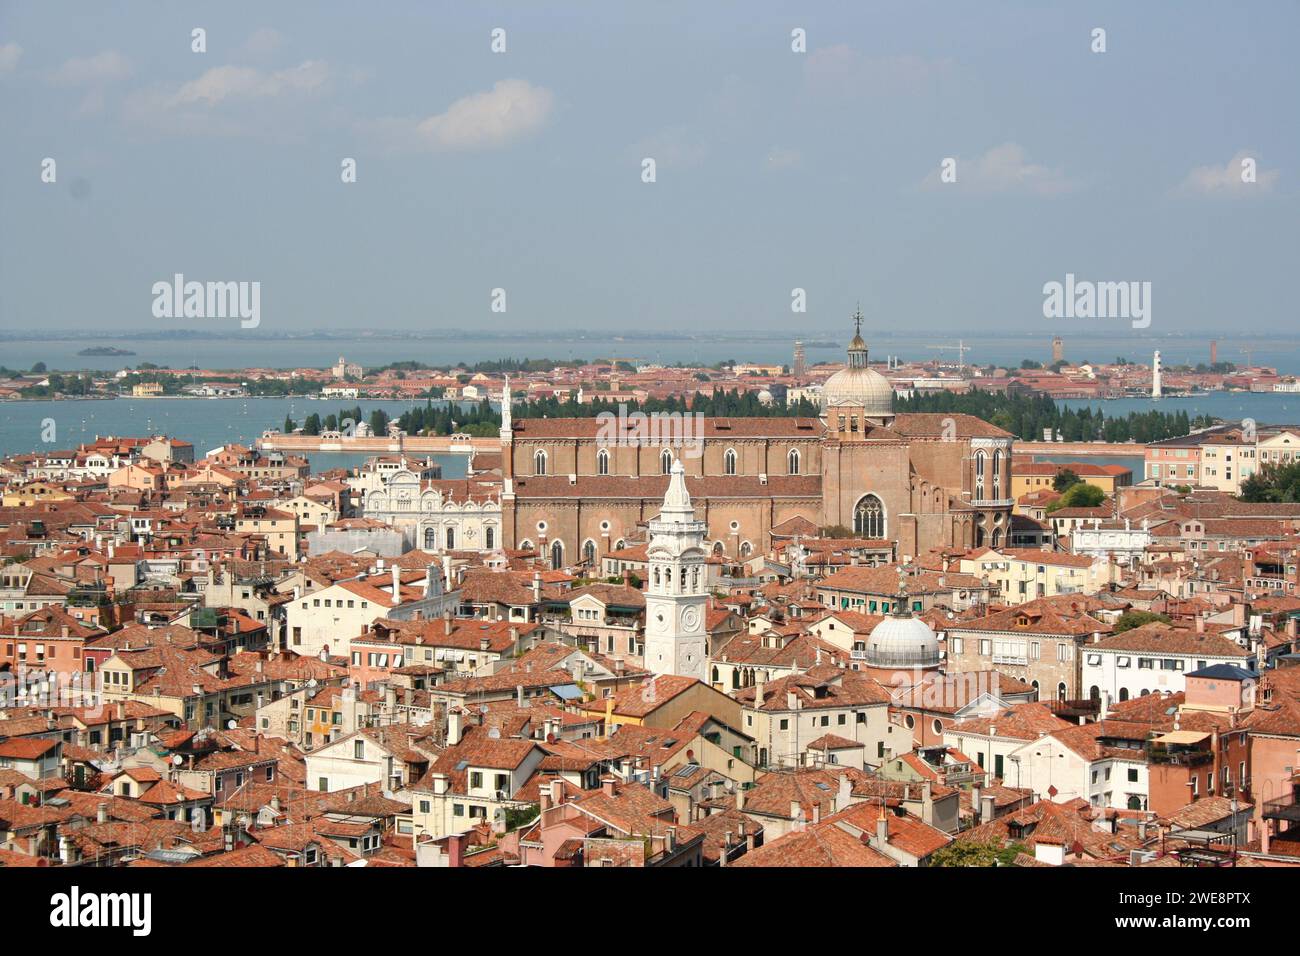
top-left (680, 606), bottom-right (700, 631)
top-left (653, 610), bottom-right (668, 632)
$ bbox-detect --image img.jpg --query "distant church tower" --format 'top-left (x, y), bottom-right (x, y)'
top-left (644, 460), bottom-right (709, 682)
top-left (499, 374), bottom-right (513, 442)
top-left (793, 340), bottom-right (806, 379)
top-left (1051, 336), bottom-right (1064, 364)
top-left (1151, 351), bottom-right (1163, 399)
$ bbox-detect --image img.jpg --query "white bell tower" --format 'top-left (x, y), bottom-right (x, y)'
top-left (644, 460), bottom-right (709, 682)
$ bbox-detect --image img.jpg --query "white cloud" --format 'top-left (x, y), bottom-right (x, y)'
top-left (0, 43), bottom-right (21, 74)
top-left (921, 143), bottom-right (1075, 196)
top-left (166, 60), bottom-right (328, 107)
top-left (373, 79), bottom-right (554, 152)
top-left (1176, 151), bottom-right (1278, 197)
top-left (805, 45), bottom-right (953, 96)
top-left (50, 50), bottom-right (132, 87)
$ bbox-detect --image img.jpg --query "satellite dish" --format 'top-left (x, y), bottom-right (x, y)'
top-left (227, 719), bottom-right (237, 729)
top-left (488, 727), bottom-right (500, 739)
top-left (172, 754), bottom-right (183, 766)
top-left (308, 678), bottom-right (318, 688)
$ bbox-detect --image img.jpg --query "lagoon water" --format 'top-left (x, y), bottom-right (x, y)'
top-left (5, 333), bottom-right (1300, 376)
top-left (0, 397), bottom-right (472, 477)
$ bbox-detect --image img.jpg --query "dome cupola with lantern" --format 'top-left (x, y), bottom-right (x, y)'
top-left (820, 306), bottom-right (895, 426)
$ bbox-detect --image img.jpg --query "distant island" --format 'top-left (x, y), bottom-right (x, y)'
top-left (78, 346), bottom-right (136, 356)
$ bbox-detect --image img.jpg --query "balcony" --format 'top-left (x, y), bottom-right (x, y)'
top-left (1147, 745), bottom-right (1214, 768)
top-left (1262, 790), bottom-right (1300, 823)
top-left (1048, 698), bottom-right (1100, 720)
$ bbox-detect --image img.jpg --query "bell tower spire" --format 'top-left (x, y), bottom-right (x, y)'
top-left (643, 460), bottom-right (709, 682)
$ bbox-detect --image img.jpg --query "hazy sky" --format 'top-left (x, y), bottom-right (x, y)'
top-left (2, 1), bottom-right (1296, 338)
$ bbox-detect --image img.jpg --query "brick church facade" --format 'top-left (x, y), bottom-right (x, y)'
top-left (499, 319), bottom-right (1015, 569)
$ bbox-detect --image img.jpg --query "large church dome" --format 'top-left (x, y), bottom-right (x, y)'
top-left (821, 311), bottom-right (894, 419)
top-left (865, 615), bottom-right (940, 669)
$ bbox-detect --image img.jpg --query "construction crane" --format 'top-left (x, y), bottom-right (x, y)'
top-left (927, 340), bottom-right (972, 374)
top-left (1240, 346), bottom-right (1255, 368)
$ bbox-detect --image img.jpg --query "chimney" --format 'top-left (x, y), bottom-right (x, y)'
top-left (532, 572), bottom-right (542, 604)
top-left (96, 803), bottom-right (108, 824)
top-left (270, 795), bottom-right (281, 814)
top-left (516, 684), bottom-right (525, 708)
top-left (601, 775), bottom-right (617, 797)
top-left (835, 772), bottom-right (851, 813)
top-left (981, 794), bottom-right (995, 826)
top-left (446, 831), bottom-right (466, 868)
top-left (876, 806), bottom-right (890, 847)
top-left (447, 709), bottom-right (463, 746)
top-left (735, 787), bottom-right (746, 811)
top-left (970, 785), bottom-right (982, 821)
top-left (430, 773), bottom-right (449, 795)
top-left (1196, 616), bottom-right (1205, 634)
top-left (754, 672), bottom-right (765, 709)
top-left (442, 554), bottom-right (453, 590)
top-left (391, 562), bottom-right (401, 598)
top-left (786, 689), bottom-right (799, 711)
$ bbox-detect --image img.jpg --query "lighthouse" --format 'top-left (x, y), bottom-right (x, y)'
top-left (1151, 351), bottom-right (1163, 400)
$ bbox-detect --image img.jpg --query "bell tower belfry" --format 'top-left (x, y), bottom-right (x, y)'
top-left (643, 460), bottom-right (709, 682)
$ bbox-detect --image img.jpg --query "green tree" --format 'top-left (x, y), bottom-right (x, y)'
top-left (1053, 468), bottom-right (1082, 492)
top-left (931, 840), bottom-right (1027, 867)
top-left (1113, 610), bottom-right (1172, 633)
top-left (1045, 483), bottom-right (1105, 513)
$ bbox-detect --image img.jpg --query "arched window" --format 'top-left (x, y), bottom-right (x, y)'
top-left (445, 527), bottom-right (455, 550)
top-left (740, 541), bottom-right (753, 558)
top-left (788, 448), bottom-right (800, 475)
top-left (582, 539), bottom-right (597, 567)
top-left (990, 529), bottom-right (1001, 549)
top-left (991, 450), bottom-right (1002, 498)
top-left (484, 526), bottom-right (495, 550)
top-left (661, 449), bottom-right (673, 475)
top-left (1057, 682), bottom-right (1067, 702)
top-left (534, 449), bottom-right (547, 475)
top-left (550, 540), bottom-right (564, 570)
top-left (712, 665), bottom-right (719, 684)
top-left (1089, 685), bottom-right (1101, 702)
top-left (975, 450), bottom-right (986, 499)
top-left (1119, 687), bottom-right (1130, 702)
top-left (423, 527), bottom-right (436, 549)
top-left (853, 494), bottom-right (885, 538)
top-left (724, 448), bottom-right (737, 476)
top-left (597, 448), bottom-right (610, 476)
